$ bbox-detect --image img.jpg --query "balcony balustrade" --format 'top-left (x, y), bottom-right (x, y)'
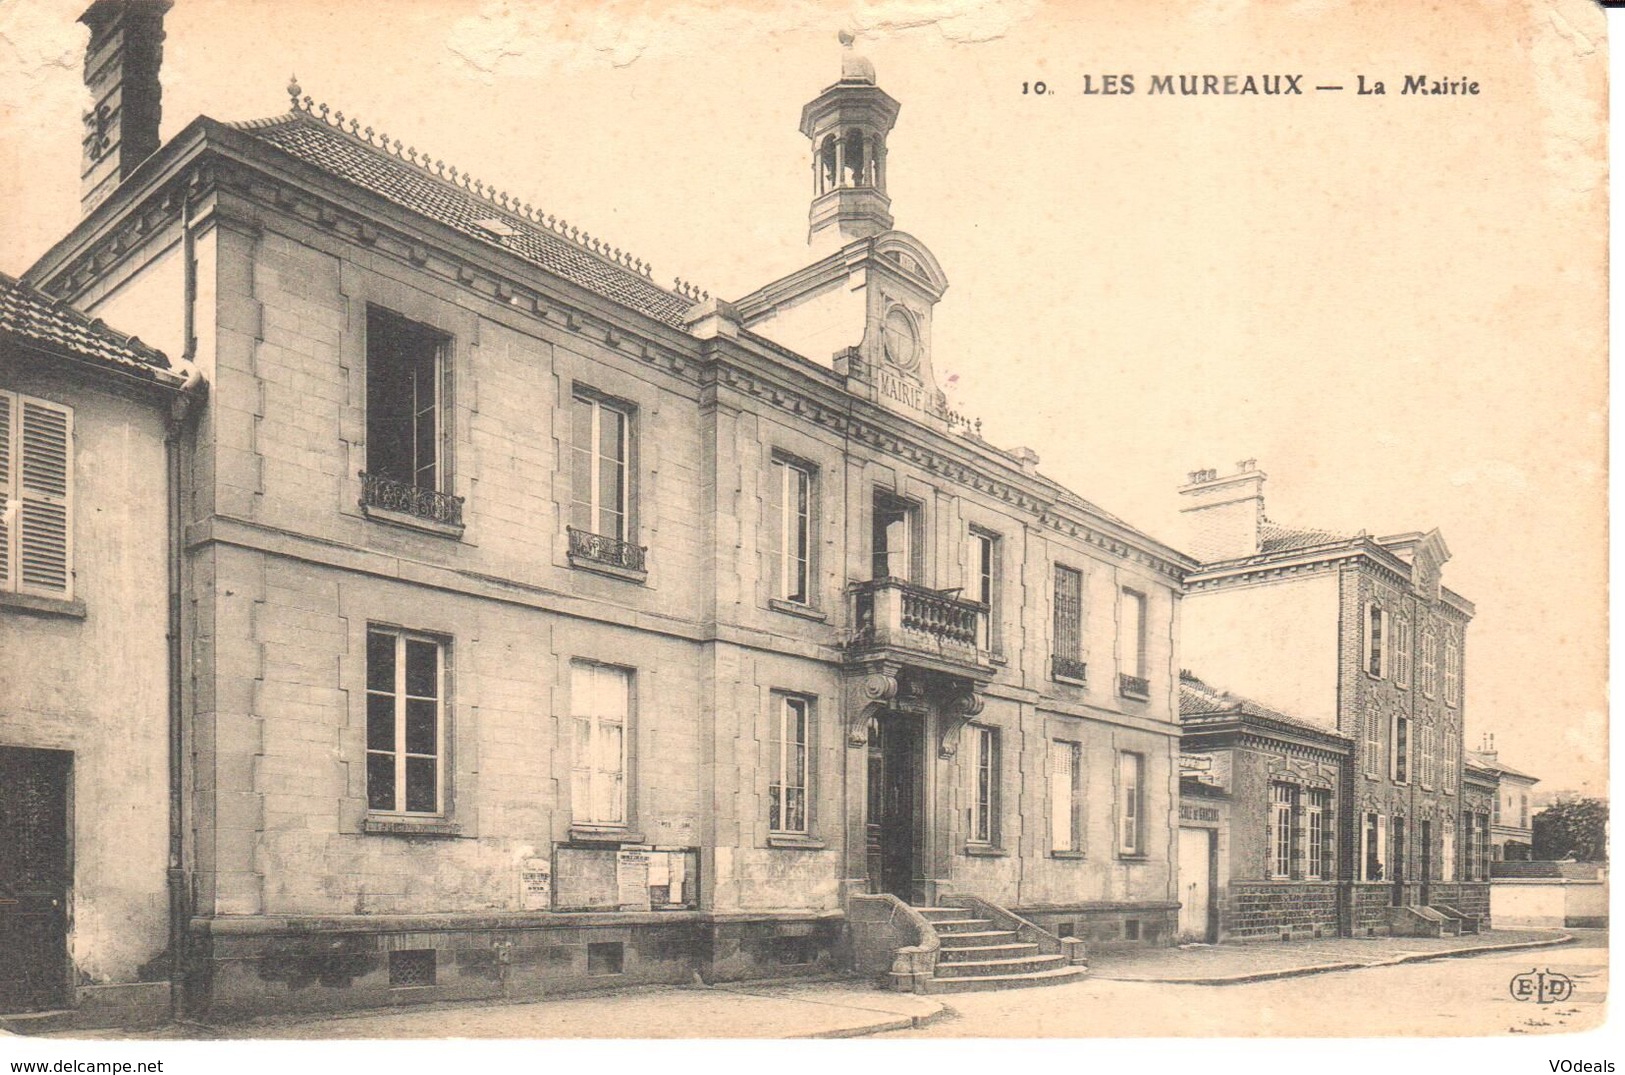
top-left (849, 577), bottom-right (988, 670)
top-left (1051, 654), bottom-right (1088, 683)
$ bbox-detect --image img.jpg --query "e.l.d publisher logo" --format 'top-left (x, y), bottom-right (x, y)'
top-left (1509, 967), bottom-right (1573, 1004)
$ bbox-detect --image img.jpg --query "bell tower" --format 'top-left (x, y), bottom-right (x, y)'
top-left (800, 31), bottom-right (900, 253)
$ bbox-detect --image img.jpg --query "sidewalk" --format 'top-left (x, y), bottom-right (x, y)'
top-left (40, 980), bottom-right (946, 1041)
top-left (1087, 927), bottom-right (1574, 984)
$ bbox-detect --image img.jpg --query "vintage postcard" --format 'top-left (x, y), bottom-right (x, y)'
top-left (0, 0), bottom-right (1609, 1065)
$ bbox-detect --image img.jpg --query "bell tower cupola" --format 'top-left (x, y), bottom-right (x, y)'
top-left (800, 31), bottom-right (900, 252)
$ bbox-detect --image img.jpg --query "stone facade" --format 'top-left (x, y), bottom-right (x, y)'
top-left (23, 13), bottom-right (1193, 1016)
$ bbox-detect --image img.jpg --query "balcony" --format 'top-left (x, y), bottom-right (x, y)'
top-left (568, 526), bottom-right (648, 579)
top-left (1119, 673), bottom-right (1150, 700)
top-left (359, 471), bottom-right (465, 535)
top-left (848, 577), bottom-right (991, 674)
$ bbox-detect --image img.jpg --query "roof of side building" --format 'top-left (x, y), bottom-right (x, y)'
top-left (0, 271), bottom-right (185, 388)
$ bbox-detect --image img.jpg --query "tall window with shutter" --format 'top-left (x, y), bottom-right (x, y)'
top-left (0, 392), bottom-right (73, 600)
top-left (1052, 565), bottom-right (1085, 681)
top-left (1049, 740), bottom-right (1082, 853)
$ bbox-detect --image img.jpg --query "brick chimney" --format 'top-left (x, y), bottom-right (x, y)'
top-left (1177, 460), bottom-right (1266, 563)
top-left (79, 0), bottom-right (173, 215)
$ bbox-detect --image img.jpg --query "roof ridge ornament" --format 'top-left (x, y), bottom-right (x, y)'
top-left (278, 81), bottom-right (698, 285)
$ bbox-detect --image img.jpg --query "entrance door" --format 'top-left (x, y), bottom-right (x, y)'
top-left (865, 716), bottom-right (919, 900)
top-left (1177, 827), bottom-right (1217, 942)
top-left (0, 748), bottom-right (71, 1012)
top-left (1419, 819), bottom-right (1432, 905)
top-left (1390, 817), bottom-right (1406, 907)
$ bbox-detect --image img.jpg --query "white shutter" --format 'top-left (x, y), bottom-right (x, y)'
top-left (0, 392), bottom-right (13, 590)
top-left (1375, 814), bottom-right (1388, 880)
top-left (18, 396), bottom-right (71, 598)
top-left (1049, 746), bottom-right (1073, 852)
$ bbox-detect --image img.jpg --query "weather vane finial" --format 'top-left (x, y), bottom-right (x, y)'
top-left (838, 29), bottom-right (855, 47)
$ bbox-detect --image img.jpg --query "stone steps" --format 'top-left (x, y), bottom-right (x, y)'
top-left (910, 904), bottom-right (1084, 994)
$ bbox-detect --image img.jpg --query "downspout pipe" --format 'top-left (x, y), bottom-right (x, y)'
top-left (164, 189), bottom-right (205, 1019)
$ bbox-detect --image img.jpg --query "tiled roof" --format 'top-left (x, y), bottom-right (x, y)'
top-left (1468, 751), bottom-right (1539, 782)
top-left (1179, 673), bottom-right (1350, 742)
top-left (1258, 518), bottom-right (1350, 552)
top-left (0, 271), bottom-right (181, 384)
top-left (234, 108), bottom-right (696, 328)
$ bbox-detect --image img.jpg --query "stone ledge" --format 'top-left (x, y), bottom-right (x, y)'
top-left (0, 590), bottom-right (87, 619)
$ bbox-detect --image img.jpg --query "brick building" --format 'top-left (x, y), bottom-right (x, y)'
top-left (0, 271), bottom-right (199, 1022)
top-left (1178, 463), bottom-right (1489, 936)
top-left (1177, 673), bottom-right (1351, 943)
top-left (17, 4), bottom-right (1195, 1016)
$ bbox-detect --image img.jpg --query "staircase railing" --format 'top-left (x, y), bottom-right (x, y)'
top-left (847, 893), bottom-right (940, 993)
top-left (944, 894), bottom-right (1088, 967)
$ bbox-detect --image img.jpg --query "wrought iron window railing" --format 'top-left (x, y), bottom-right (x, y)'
top-left (359, 471), bottom-right (465, 527)
top-left (568, 526), bottom-right (647, 573)
top-left (1119, 673), bottom-right (1150, 700)
top-left (1051, 654), bottom-right (1088, 682)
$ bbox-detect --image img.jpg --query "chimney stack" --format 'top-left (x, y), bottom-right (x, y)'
top-left (1177, 460), bottom-right (1267, 563)
top-left (79, 0), bottom-right (173, 216)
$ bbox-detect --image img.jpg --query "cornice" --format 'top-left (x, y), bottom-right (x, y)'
top-left (705, 348), bottom-right (1191, 581)
top-left (1186, 536), bottom-right (1475, 619)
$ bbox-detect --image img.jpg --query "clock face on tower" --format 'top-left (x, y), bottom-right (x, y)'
top-left (881, 305), bottom-right (919, 372)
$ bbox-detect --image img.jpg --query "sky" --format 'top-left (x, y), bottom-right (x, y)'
top-left (0, 0), bottom-right (1608, 797)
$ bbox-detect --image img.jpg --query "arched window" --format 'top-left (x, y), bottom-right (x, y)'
top-left (844, 128), bottom-right (867, 187)
top-left (818, 136), bottom-right (838, 195)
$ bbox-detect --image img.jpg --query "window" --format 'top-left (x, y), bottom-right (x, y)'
top-left (1459, 811), bottom-right (1473, 880)
top-left (1363, 706), bottom-right (1384, 778)
top-left (1417, 722), bottom-right (1434, 789)
top-left (1443, 635), bottom-right (1461, 707)
top-left (769, 696), bottom-right (810, 834)
top-left (571, 391), bottom-right (631, 541)
top-left (0, 392), bottom-right (72, 599)
top-left (969, 528), bottom-right (998, 650)
top-left (1420, 628), bottom-right (1438, 698)
top-left (773, 459), bottom-right (813, 604)
top-left (1520, 793), bottom-right (1529, 829)
top-left (571, 663), bottom-right (630, 826)
top-left (366, 628), bottom-right (445, 815)
top-left (1365, 602), bottom-right (1388, 678)
top-left (1363, 812), bottom-right (1383, 881)
top-left (871, 491), bottom-right (915, 580)
top-left (1270, 784), bottom-right (1295, 879)
top-left (1394, 616), bottom-right (1412, 689)
top-left (1052, 565), bottom-right (1085, 681)
top-left (364, 308), bottom-right (455, 525)
top-left (1305, 790), bottom-right (1331, 880)
top-left (1119, 588), bottom-right (1150, 698)
top-left (1477, 812), bottom-right (1491, 880)
top-left (970, 725), bottom-right (999, 844)
top-left (1442, 726), bottom-right (1458, 794)
top-left (1118, 751), bottom-right (1145, 856)
top-left (1050, 740), bottom-right (1082, 853)
top-left (1392, 714), bottom-right (1410, 784)
top-left (1493, 790), bottom-right (1502, 825)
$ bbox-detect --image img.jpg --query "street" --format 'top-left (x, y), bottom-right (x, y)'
top-left (877, 930), bottom-right (1608, 1038)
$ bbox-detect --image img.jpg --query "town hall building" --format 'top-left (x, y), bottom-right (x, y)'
top-left (10, 0), bottom-right (1196, 1019)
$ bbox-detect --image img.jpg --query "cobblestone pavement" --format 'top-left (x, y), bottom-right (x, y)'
top-left (1087, 927), bottom-right (1574, 982)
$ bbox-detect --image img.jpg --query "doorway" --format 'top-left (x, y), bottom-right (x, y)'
top-left (0, 748), bottom-right (71, 1012)
top-left (865, 716), bottom-right (920, 901)
top-left (1419, 819), bottom-right (1432, 905)
top-left (1177, 827), bottom-right (1217, 943)
top-left (1390, 816), bottom-right (1407, 907)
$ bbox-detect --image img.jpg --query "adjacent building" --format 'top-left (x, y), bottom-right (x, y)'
top-left (0, 270), bottom-right (198, 1022)
top-left (15, 2), bottom-right (1195, 1017)
top-left (1470, 737), bottom-right (1540, 862)
top-left (1178, 463), bottom-right (1489, 935)
top-left (1177, 673), bottom-right (1351, 943)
